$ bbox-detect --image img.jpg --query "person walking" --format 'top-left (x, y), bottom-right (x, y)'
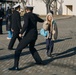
top-left (0, 3), bottom-right (4, 34)
top-left (8, 3), bottom-right (22, 50)
top-left (6, 7), bottom-right (12, 39)
top-left (43, 13), bottom-right (58, 57)
top-left (8, 5), bottom-right (44, 70)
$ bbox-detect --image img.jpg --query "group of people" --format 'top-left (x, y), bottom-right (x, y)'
top-left (6, 7), bottom-right (14, 39)
top-left (8, 3), bottom-right (44, 70)
top-left (0, 3), bottom-right (58, 71)
top-left (0, 2), bottom-right (13, 38)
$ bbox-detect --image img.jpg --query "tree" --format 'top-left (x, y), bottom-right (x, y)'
top-left (42, 0), bottom-right (57, 15)
top-left (20, 0), bottom-right (28, 7)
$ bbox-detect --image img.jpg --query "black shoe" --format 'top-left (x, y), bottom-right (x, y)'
top-left (8, 66), bottom-right (20, 71)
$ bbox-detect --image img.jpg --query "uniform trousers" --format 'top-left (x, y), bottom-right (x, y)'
top-left (8, 31), bottom-right (22, 49)
top-left (14, 31), bottom-right (42, 66)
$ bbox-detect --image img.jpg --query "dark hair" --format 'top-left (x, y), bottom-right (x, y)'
top-left (15, 5), bottom-right (20, 10)
top-left (25, 7), bottom-right (33, 12)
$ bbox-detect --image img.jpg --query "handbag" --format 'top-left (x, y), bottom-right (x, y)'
top-left (43, 21), bottom-right (49, 30)
top-left (40, 28), bottom-right (49, 37)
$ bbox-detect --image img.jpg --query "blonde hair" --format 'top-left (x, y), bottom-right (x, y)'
top-left (46, 13), bottom-right (53, 32)
top-left (46, 13), bottom-right (53, 21)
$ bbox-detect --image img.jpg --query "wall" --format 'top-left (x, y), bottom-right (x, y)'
top-left (57, 0), bottom-right (76, 15)
top-left (25, 0), bottom-right (76, 16)
top-left (33, 0), bottom-right (46, 15)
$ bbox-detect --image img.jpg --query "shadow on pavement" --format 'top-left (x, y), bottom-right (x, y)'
top-left (38, 47), bottom-right (46, 51)
top-left (0, 37), bottom-right (72, 61)
top-left (54, 37), bottom-right (72, 43)
top-left (0, 51), bottom-right (30, 60)
top-left (35, 37), bottom-right (72, 46)
top-left (19, 62), bottom-right (36, 70)
top-left (42, 47), bottom-right (76, 66)
top-left (35, 42), bottom-right (46, 46)
top-left (17, 47), bottom-right (76, 70)
top-left (54, 47), bottom-right (76, 59)
top-left (0, 38), bottom-right (75, 70)
top-left (0, 47), bottom-right (76, 70)
top-left (0, 48), bottom-right (4, 50)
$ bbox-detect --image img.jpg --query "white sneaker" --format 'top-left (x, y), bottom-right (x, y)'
top-left (7, 37), bottom-right (11, 40)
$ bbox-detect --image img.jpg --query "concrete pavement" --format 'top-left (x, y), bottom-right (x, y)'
top-left (0, 15), bottom-right (76, 75)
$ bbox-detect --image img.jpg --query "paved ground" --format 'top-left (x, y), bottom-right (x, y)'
top-left (0, 16), bottom-right (76, 75)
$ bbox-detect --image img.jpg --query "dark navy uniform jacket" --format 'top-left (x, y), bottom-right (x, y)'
top-left (0, 8), bottom-right (4, 18)
top-left (11, 10), bottom-right (22, 31)
top-left (20, 12), bottom-right (44, 40)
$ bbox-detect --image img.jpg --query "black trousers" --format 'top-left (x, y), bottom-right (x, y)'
top-left (14, 34), bottom-right (42, 64)
top-left (0, 20), bottom-right (3, 34)
top-left (8, 31), bottom-right (22, 49)
top-left (46, 39), bottom-right (54, 55)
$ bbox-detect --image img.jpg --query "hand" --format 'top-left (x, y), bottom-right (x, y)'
top-left (11, 29), bottom-right (14, 32)
top-left (19, 34), bottom-right (22, 37)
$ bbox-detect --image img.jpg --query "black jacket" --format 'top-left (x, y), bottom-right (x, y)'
top-left (0, 8), bottom-right (4, 19)
top-left (6, 9), bottom-right (12, 31)
top-left (20, 12), bottom-right (44, 40)
top-left (11, 10), bottom-right (22, 31)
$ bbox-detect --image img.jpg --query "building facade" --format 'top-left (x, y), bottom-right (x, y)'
top-left (26, 0), bottom-right (75, 16)
top-left (25, 0), bottom-right (46, 15)
top-left (1, 0), bottom-right (75, 15)
top-left (57, 0), bottom-right (75, 15)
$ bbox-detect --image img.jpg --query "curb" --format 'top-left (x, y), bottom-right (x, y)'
top-left (40, 15), bottom-right (74, 20)
top-left (54, 15), bottom-right (74, 20)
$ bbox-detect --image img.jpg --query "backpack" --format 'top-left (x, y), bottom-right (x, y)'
top-left (52, 20), bottom-right (58, 41)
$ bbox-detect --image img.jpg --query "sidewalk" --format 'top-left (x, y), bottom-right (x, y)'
top-left (53, 15), bottom-right (74, 20)
top-left (0, 16), bottom-right (76, 75)
top-left (40, 15), bottom-right (74, 20)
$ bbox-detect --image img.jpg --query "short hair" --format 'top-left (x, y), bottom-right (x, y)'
top-left (15, 5), bottom-right (20, 10)
top-left (25, 7), bottom-right (33, 12)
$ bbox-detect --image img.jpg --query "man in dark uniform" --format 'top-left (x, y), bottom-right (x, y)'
top-left (8, 3), bottom-right (22, 49)
top-left (9, 5), bottom-right (44, 70)
top-left (6, 7), bottom-right (12, 39)
top-left (0, 3), bottom-right (4, 34)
